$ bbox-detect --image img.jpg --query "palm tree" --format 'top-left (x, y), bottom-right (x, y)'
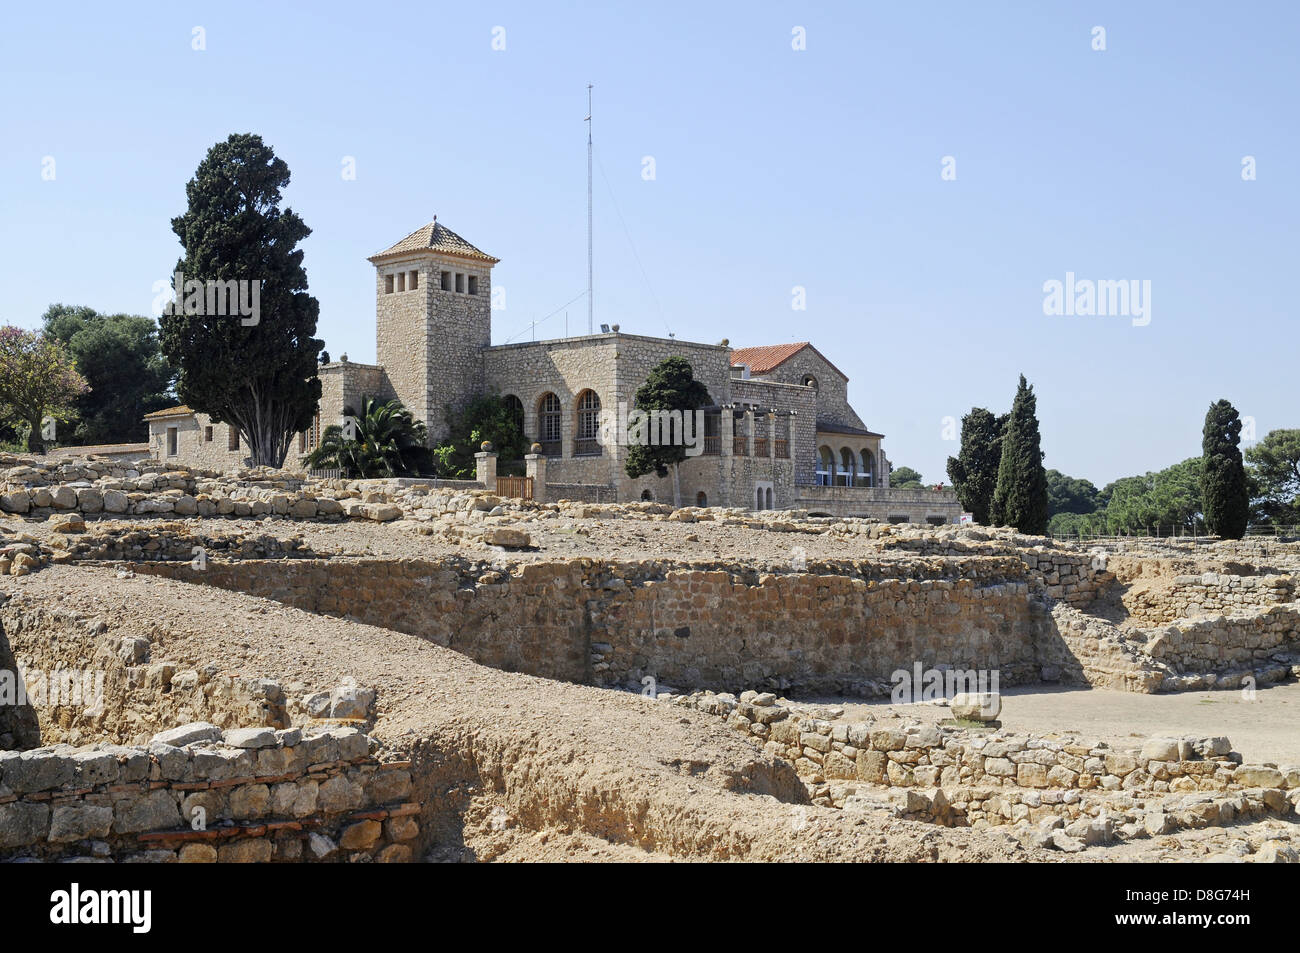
top-left (306, 396), bottom-right (431, 478)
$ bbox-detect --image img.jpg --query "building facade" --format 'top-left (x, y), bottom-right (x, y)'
top-left (146, 219), bottom-right (961, 522)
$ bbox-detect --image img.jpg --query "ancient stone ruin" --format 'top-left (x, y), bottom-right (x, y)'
top-left (1, 451), bottom-right (1297, 862)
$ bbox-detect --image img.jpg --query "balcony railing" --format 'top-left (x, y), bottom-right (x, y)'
top-left (754, 437), bottom-right (769, 457)
top-left (702, 435), bottom-right (720, 456)
top-left (774, 438), bottom-right (789, 459)
top-left (573, 438), bottom-right (602, 457)
top-left (733, 436), bottom-right (747, 456)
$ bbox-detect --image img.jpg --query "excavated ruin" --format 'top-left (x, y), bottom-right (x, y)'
top-left (1, 453), bottom-right (1298, 862)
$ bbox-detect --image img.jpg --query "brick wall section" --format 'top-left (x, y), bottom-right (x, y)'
top-left (0, 726), bottom-right (419, 863)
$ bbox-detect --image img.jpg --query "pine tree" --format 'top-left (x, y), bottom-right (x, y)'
top-left (1201, 399), bottom-right (1249, 539)
top-left (159, 133), bottom-right (323, 467)
top-left (991, 375), bottom-right (1048, 534)
top-left (946, 407), bottom-right (1006, 525)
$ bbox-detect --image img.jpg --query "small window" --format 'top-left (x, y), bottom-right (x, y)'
top-left (455, 273), bottom-right (465, 293)
top-left (440, 270), bottom-right (451, 291)
top-left (696, 491), bottom-right (707, 507)
top-left (640, 489), bottom-right (654, 502)
top-left (299, 432), bottom-right (307, 453)
top-left (802, 375), bottom-right (818, 391)
top-left (408, 270), bottom-right (418, 290)
top-left (228, 427), bottom-right (240, 451)
top-left (468, 275), bottom-right (478, 295)
top-left (204, 426), bottom-right (213, 442)
top-left (385, 274), bottom-right (394, 294)
top-left (397, 272), bottom-right (406, 292)
top-left (166, 427), bottom-right (178, 457)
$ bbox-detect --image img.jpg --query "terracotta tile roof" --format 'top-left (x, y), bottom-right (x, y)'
top-left (368, 219), bottom-right (499, 264)
top-left (730, 341), bottom-right (849, 381)
top-left (142, 405), bottom-right (195, 420)
top-left (729, 342), bottom-right (811, 374)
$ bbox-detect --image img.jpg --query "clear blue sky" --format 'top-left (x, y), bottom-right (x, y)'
top-left (2, 1), bottom-right (1295, 488)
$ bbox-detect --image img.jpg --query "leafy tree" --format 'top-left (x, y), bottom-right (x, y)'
top-left (991, 375), bottom-right (1048, 534)
top-left (431, 394), bottom-right (530, 479)
top-left (1200, 399), bottom-right (1249, 539)
top-left (41, 304), bottom-right (174, 445)
top-left (159, 133), bottom-right (323, 468)
top-left (623, 356), bottom-right (711, 507)
top-left (1245, 429), bottom-right (1300, 527)
top-left (1046, 469), bottom-right (1100, 517)
top-left (889, 465), bottom-right (924, 489)
top-left (946, 408), bottom-right (1005, 523)
top-left (0, 326), bottom-right (89, 453)
top-left (305, 396), bottom-right (430, 478)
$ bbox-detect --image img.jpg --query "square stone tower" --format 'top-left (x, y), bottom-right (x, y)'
top-left (368, 219), bottom-right (499, 443)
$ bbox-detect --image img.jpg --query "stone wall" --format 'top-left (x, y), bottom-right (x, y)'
top-left (1125, 572), bottom-right (1296, 625)
top-left (663, 691), bottom-right (1299, 836)
top-left (796, 485), bottom-right (963, 523)
top-left (0, 600), bottom-right (296, 747)
top-left (0, 724), bottom-right (418, 862)
top-left (745, 345), bottom-right (868, 432)
top-left (1141, 604), bottom-right (1300, 684)
top-left (147, 413), bottom-right (247, 472)
top-left (132, 555), bottom-right (1048, 695)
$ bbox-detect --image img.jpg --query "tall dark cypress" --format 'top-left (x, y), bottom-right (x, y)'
top-left (991, 375), bottom-right (1049, 534)
top-left (1201, 399), bottom-right (1249, 539)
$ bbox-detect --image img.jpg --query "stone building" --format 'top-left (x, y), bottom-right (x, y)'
top-left (147, 219), bottom-right (961, 522)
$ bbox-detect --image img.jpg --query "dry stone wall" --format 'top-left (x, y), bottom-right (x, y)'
top-left (0, 724), bottom-right (418, 863)
top-left (132, 555), bottom-right (1049, 694)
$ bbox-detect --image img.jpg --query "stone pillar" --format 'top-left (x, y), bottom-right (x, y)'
top-left (525, 449), bottom-right (546, 502)
top-left (721, 409), bottom-right (734, 457)
top-left (474, 447), bottom-right (497, 492)
top-left (743, 410), bottom-right (754, 457)
top-left (880, 448), bottom-right (890, 489)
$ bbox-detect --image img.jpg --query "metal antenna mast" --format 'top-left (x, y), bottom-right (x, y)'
top-left (586, 84), bottom-right (593, 335)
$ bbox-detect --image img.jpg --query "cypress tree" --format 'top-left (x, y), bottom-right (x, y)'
top-left (991, 375), bottom-right (1049, 534)
top-left (1200, 399), bottom-right (1249, 539)
top-left (946, 407), bottom-right (1006, 525)
top-left (160, 133), bottom-right (323, 468)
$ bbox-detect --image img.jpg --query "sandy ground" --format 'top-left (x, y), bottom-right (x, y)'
top-left (800, 682), bottom-right (1300, 766)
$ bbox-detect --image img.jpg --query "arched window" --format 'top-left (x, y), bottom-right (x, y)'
top-left (817, 446), bottom-right (835, 486)
top-left (756, 487), bottom-right (765, 510)
top-left (696, 491), bottom-right (708, 507)
top-left (641, 489), bottom-right (654, 502)
top-left (502, 394), bottom-right (524, 441)
top-left (802, 374), bottom-right (818, 391)
top-left (538, 393), bottom-right (561, 456)
top-left (860, 449), bottom-right (875, 487)
top-left (574, 390), bottom-right (602, 456)
top-left (765, 487), bottom-right (773, 509)
top-left (839, 448), bottom-right (855, 487)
